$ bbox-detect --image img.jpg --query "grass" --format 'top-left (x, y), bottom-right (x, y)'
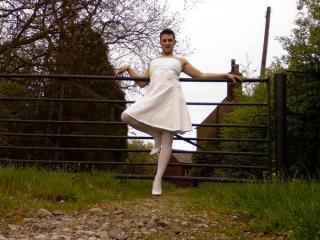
top-left (183, 181), bottom-right (320, 240)
top-left (0, 165), bottom-right (174, 223)
top-left (1, 165), bottom-right (320, 239)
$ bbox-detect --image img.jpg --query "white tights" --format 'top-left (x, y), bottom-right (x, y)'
top-left (121, 112), bottom-right (174, 195)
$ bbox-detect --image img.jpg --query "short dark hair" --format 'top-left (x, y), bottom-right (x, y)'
top-left (160, 29), bottom-right (175, 40)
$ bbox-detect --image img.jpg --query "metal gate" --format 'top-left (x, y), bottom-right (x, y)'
top-left (0, 73), bottom-right (287, 182)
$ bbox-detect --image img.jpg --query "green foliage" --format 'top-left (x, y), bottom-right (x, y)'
top-left (218, 84), bottom-right (271, 179)
top-left (191, 81), bottom-right (273, 179)
top-left (220, 0), bottom-right (320, 179)
top-left (279, 0), bottom-right (320, 71)
top-left (122, 140), bottom-right (156, 174)
top-left (276, 0), bottom-right (320, 178)
top-left (0, 21), bottom-right (127, 164)
top-left (192, 137), bottom-right (220, 177)
top-left (0, 165), bottom-right (154, 219)
top-left (191, 153), bottom-right (217, 177)
top-left (285, 73), bottom-right (320, 178)
top-left (185, 180), bottom-right (320, 239)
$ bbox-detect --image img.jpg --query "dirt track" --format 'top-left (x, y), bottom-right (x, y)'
top-left (0, 195), bottom-right (286, 240)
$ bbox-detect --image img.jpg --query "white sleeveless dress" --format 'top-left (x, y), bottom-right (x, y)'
top-left (124, 57), bottom-right (192, 134)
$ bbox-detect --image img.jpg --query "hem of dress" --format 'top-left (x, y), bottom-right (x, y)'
top-left (125, 112), bottom-right (192, 134)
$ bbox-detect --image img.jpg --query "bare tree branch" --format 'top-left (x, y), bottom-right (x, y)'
top-left (0, 0), bottom-right (189, 74)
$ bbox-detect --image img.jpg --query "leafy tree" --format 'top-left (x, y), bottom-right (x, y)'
top-left (0, 21), bottom-right (128, 164)
top-left (276, 0), bottom-right (320, 178)
top-left (54, 21), bottom-right (127, 164)
top-left (278, 0), bottom-right (320, 72)
top-left (218, 84), bottom-right (271, 179)
top-left (216, 0), bottom-right (320, 179)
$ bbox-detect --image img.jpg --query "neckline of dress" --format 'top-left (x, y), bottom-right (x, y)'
top-left (156, 56), bottom-right (179, 60)
top-left (154, 57), bottom-right (182, 66)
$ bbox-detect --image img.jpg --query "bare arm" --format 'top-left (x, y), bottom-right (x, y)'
top-left (181, 59), bottom-right (242, 83)
top-left (117, 65), bottom-right (150, 88)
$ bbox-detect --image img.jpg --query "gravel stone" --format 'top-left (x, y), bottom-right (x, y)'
top-left (52, 210), bottom-right (65, 216)
top-left (0, 195), bottom-right (287, 240)
top-left (36, 208), bottom-right (53, 218)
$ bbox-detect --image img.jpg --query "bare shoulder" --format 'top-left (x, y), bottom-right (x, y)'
top-left (175, 57), bottom-right (188, 67)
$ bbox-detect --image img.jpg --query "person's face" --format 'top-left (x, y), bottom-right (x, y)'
top-left (160, 34), bottom-right (176, 55)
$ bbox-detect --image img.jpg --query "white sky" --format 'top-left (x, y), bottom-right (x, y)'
top-left (130, 0), bottom-right (298, 150)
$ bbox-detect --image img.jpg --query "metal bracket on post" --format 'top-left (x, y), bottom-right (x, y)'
top-left (274, 73), bottom-right (289, 179)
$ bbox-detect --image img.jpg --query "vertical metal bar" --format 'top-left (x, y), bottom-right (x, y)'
top-left (54, 79), bottom-right (65, 161)
top-left (266, 76), bottom-right (272, 179)
top-left (274, 73), bottom-right (289, 178)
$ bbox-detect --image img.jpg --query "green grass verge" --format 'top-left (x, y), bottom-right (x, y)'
top-left (0, 165), bottom-right (174, 223)
top-left (1, 165), bottom-right (319, 239)
top-left (183, 181), bottom-right (320, 240)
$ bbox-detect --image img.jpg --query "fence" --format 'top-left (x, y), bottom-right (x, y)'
top-left (0, 73), bottom-right (281, 182)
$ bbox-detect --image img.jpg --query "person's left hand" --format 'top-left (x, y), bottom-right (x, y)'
top-left (226, 74), bottom-right (243, 83)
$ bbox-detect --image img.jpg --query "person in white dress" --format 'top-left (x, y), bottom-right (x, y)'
top-left (117, 29), bottom-right (242, 196)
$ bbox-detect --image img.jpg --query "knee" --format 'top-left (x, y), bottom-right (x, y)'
top-left (161, 131), bottom-right (174, 147)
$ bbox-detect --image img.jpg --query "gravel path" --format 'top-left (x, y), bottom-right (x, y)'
top-left (0, 195), bottom-right (286, 240)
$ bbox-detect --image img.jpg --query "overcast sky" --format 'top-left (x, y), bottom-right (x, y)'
top-left (130, 0), bottom-right (298, 150)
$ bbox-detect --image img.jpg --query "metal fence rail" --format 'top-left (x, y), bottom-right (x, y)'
top-left (0, 73), bottom-right (273, 182)
top-left (0, 158), bottom-right (270, 170)
top-left (0, 133), bottom-right (268, 142)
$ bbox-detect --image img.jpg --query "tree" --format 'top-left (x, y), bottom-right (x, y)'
top-left (0, 0), bottom-right (196, 165)
top-left (218, 84), bottom-right (270, 179)
top-left (217, 0), bottom-right (320, 179)
top-left (0, 20), bottom-right (128, 164)
top-left (53, 21), bottom-right (127, 164)
top-left (278, 0), bottom-right (320, 72)
top-left (276, 0), bottom-right (320, 178)
top-left (0, 0), bottom-right (188, 74)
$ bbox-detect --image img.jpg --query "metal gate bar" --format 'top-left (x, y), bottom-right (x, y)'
top-left (0, 73), bottom-right (274, 181)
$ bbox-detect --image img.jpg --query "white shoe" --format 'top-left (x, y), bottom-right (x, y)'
top-left (152, 180), bottom-right (162, 196)
top-left (150, 134), bottom-right (161, 155)
top-left (150, 145), bottom-right (161, 155)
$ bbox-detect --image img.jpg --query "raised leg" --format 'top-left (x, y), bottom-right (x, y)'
top-left (121, 112), bottom-right (161, 154)
top-left (152, 131), bottom-right (174, 196)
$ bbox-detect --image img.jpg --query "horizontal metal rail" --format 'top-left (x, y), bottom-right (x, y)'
top-left (115, 174), bottom-right (250, 183)
top-left (0, 119), bottom-right (267, 128)
top-left (0, 73), bottom-right (267, 83)
top-left (193, 123), bottom-right (267, 128)
top-left (0, 132), bottom-right (268, 142)
top-left (285, 70), bottom-right (320, 75)
top-left (0, 97), bottom-right (268, 106)
top-left (0, 73), bottom-right (272, 179)
top-left (0, 158), bottom-right (269, 169)
top-left (0, 146), bottom-right (268, 156)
